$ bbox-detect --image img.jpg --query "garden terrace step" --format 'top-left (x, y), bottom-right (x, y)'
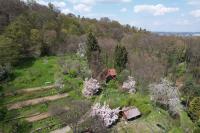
top-left (26, 106), bottom-right (69, 122)
top-left (4, 85), bottom-right (55, 96)
top-left (7, 93), bottom-right (69, 110)
top-left (26, 112), bottom-right (51, 122)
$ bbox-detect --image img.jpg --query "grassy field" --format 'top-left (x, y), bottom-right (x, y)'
top-left (2, 56), bottom-right (59, 92)
top-left (0, 54), bottom-right (195, 133)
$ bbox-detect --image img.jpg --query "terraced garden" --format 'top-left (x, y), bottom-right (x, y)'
top-left (0, 55), bottom-right (194, 133)
top-left (0, 55), bottom-right (89, 132)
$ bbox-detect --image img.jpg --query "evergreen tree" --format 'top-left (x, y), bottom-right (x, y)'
top-left (189, 97), bottom-right (200, 121)
top-left (86, 32), bottom-right (103, 77)
top-left (86, 32), bottom-right (100, 61)
top-left (114, 45), bottom-right (128, 72)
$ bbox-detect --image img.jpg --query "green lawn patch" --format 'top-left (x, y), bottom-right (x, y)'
top-left (3, 56), bottom-right (59, 92)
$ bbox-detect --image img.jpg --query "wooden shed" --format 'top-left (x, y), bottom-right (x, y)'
top-left (121, 107), bottom-right (141, 120)
top-left (105, 69), bottom-right (117, 82)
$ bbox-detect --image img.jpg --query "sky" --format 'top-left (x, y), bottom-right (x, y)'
top-left (24, 0), bottom-right (200, 32)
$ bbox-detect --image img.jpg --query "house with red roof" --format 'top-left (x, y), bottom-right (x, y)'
top-left (105, 69), bottom-right (117, 82)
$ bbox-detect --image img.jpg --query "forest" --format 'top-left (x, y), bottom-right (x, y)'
top-left (0, 0), bottom-right (200, 133)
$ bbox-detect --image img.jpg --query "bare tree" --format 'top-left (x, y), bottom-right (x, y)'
top-left (50, 100), bottom-right (92, 133)
top-left (78, 116), bottom-right (110, 133)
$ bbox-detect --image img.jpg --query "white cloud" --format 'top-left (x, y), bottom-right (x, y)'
top-left (85, 13), bottom-right (116, 19)
top-left (153, 21), bottom-right (163, 26)
top-left (176, 20), bottom-right (191, 25)
top-left (134, 4), bottom-right (179, 16)
top-left (61, 8), bottom-right (72, 14)
top-left (51, 1), bottom-right (66, 8)
top-left (23, 0), bottom-right (66, 8)
top-left (98, 0), bottom-right (131, 3)
top-left (120, 8), bottom-right (127, 12)
top-left (190, 10), bottom-right (200, 17)
top-left (36, 0), bottom-right (49, 6)
top-left (68, 0), bottom-right (131, 4)
top-left (187, 0), bottom-right (200, 5)
top-left (69, 0), bottom-right (132, 14)
top-left (74, 4), bottom-right (92, 12)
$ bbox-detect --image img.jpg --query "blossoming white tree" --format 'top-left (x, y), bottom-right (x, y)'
top-left (122, 76), bottom-right (136, 93)
top-left (149, 78), bottom-right (181, 115)
top-left (82, 78), bottom-right (101, 97)
top-left (77, 42), bottom-right (86, 57)
top-left (91, 103), bottom-right (120, 127)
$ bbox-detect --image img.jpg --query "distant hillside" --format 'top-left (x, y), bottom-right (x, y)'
top-left (155, 32), bottom-right (200, 37)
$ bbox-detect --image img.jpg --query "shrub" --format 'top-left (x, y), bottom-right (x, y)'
top-left (169, 127), bottom-right (183, 133)
top-left (68, 69), bottom-right (78, 78)
top-left (117, 69), bottom-right (130, 84)
top-left (11, 120), bottom-right (32, 133)
top-left (0, 107), bottom-right (7, 121)
top-left (194, 128), bottom-right (200, 133)
top-left (189, 97), bottom-right (200, 121)
top-left (0, 35), bottom-right (20, 65)
top-left (128, 95), bottom-right (152, 116)
top-left (0, 63), bottom-right (12, 81)
top-left (175, 62), bottom-right (186, 77)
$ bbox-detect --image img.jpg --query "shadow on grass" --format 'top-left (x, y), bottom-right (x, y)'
top-left (8, 58), bottom-right (36, 82)
top-left (15, 58), bottom-right (36, 69)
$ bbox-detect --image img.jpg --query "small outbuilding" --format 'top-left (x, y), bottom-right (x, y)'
top-left (121, 107), bottom-right (141, 120)
top-left (105, 69), bottom-right (117, 82)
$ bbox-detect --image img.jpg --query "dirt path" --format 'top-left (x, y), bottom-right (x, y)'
top-left (5, 85), bottom-right (55, 96)
top-left (50, 126), bottom-right (71, 133)
top-left (26, 106), bottom-right (69, 122)
top-left (7, 93), bottom-right (68, 110)
top-left (25, 112), bottom-right (51, 122)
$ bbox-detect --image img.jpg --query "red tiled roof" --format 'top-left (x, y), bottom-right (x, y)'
top-left (107, 69), bottom-right (117, 77)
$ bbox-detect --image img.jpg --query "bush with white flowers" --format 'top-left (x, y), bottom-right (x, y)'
top-left (82, 78), bottom-right (100, 97)
top-left (91, 103), bottom-right (120, 127)
top-left (122, 76), bottom-right (136, 93)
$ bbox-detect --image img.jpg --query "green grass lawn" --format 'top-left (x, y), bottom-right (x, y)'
top-left (3, 56), bottom-right (59, 92)
top-left (115, 108), bottom-right (193, 133)
top-left (97, 80), bottom-right (153, 116)
top-left (31, 116), bottom-right (63, 133)
top-left (98, 80), bottom-right (195, 133)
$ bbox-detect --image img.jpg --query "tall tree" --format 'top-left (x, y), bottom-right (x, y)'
top-left (0, 35), bottom-right (20, 65)
top-left (86, 32), bottom-right (100, 59)
top-left (114, 45), bottom-right (128, 72)
top-left (86, 32), bottom-right (103, 77)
